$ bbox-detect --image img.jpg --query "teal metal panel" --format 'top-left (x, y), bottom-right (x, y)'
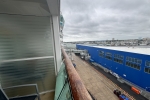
top-left (55, 63), bottom-right (72, 100)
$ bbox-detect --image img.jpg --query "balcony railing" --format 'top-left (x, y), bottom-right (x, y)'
top-left (55, 48), bottom-right (92, 100)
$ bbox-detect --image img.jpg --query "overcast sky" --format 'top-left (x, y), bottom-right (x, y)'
top-left (61, 0), bottom-right (150, 42)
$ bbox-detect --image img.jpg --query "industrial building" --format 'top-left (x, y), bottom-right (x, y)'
top-left (77, 44), bottom-right (150, 99)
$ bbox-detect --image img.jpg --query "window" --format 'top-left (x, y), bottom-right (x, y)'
top-left (145, 61), bottom-right (150, 74)
top-left (128, 62), bottom-right (131, 66)
top-left (105, 52), bottom-right (112, 60)
top-left (137, 65), bottom-right (140, 70)
top-left (126, 61), bottom-right (140, 70)
top-left (133, 64), bottom-right (140, 70)
top-left (118, 55), bottom-right (120, 58)
top-left (125, 56), bottom-right (142, 70)
top-left (129, 57), bottom-right (132, 62)
top-left (135, 58), bottom-right (138, 63)
top-left (145, 61), bottom-right (150, 67)
top-left (134, 64), bottom-right (137, 68)
top-left (138, 60), bottom-right (142, 64)
top-left (99, 51), bottom-right (104, 57)
top-left (121, 56), bottom-right (123, 59)
top-left (126, 62), bottom-right (128, 66)
top-left (127, 62), bottom-right (129, 66)
top-left (131, 63), bottom-right (134, 67)
top-left (145, 67), bottom-right (150, 74)
top-left (132, 58), bottom-right (134, 62)
top-left (126, 56), bottom-right (129, 61)
top-left (114, 54), bottom-right (124, 64)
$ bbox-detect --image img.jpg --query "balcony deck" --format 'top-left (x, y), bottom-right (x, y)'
top-left (39, 92), bottom-right (54, 100)
top-left (72, 54), bottom-right (134, 100)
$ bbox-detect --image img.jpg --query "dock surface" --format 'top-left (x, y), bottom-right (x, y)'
top-left (72, 54), bottom-right (135, 100)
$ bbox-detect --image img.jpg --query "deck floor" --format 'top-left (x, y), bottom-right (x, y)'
top-left (35, 91), bottom-right (54, 100)
top-left (72, 54), bottom-right (134, 100)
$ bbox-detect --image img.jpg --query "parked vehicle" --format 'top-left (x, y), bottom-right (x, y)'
top-left (113, 89), bottom-right (129, 100)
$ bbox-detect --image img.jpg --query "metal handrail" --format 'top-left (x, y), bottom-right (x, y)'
top-left (3, 84), bottom-right (40, 100)
top-left (62, 48), bottom-right (92, 100)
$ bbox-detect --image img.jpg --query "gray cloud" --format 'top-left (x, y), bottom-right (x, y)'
top-left (61, 0), bottom-right (150, 42)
